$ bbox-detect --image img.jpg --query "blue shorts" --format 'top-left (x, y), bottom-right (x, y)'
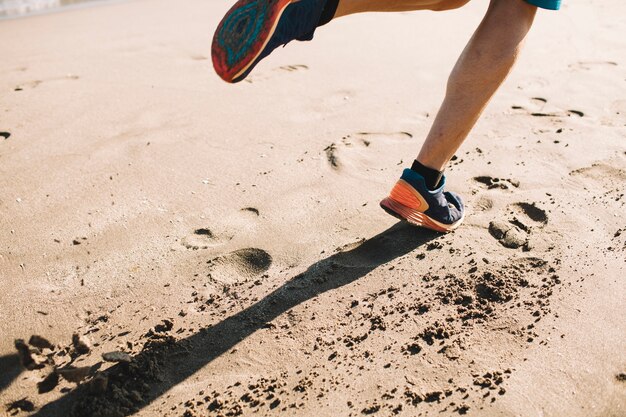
top-left (525, 0), bottom-right (561, 10)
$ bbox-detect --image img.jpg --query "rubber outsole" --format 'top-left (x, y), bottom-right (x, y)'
top-left (380, 197), bottom-right (463, 233)
top-left (212, 0), bottom-right (293, 83)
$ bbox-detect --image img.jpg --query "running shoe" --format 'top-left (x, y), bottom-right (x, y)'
top-left (212, 0), bottom-right (326, 83)
top-left (380, 169), bottom-right (465, 233)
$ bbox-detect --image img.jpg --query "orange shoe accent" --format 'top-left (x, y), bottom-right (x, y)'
top-left (380, 197), bottom-right (463, 233)
top-left (388, 179), bottom-right (430, 211)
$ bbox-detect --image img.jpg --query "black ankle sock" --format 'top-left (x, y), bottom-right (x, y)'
top-left (317, 0), bottom-right (339, 27)
top-left (411, 160), bottom-right (444, 191)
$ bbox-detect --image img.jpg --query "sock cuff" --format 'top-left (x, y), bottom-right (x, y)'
top-left (410, 159), bottom-right (444, 191)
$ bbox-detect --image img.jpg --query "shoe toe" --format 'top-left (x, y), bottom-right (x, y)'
top-left (443, 191), bottom-right (464, 222)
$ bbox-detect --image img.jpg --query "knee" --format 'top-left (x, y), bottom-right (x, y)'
top-left (431, 0), bottom-right (471, 11)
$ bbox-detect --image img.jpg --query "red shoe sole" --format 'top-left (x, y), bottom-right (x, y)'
top-left (212, 0), bottom-right (293, 83)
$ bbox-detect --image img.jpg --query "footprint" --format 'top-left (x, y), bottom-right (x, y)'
top-left (510, 97), bottom-right (584, 119)
top-left (181, 228), bottom-right (222, 250)
top-left (569, 163), bottom-right (626, 204)
top-left (231, 205), bottom-right (262, 231)
top-left (354, 131), bottom-right (413, 146)
top-left (568, 61), bottom-right (618, 71)
top-left (278, 64), bottom-right (308, 72)
top-left (323, 132), bottom-right (413, 171)
top-left (14, 74), bottom-right (79, 90)
top-left (566, 110), bottom-right (584, 117)
top-left (324, 143), bottom-right (340, 169)
top-left (241, 207), bottom-right (260, 216)
top-left (208, 248), bottom-right (272, 285)
top-left (528, 110), bottom-right (584, 118)
top-left (511, 97), bottom-right (547, 112)
top-left (244, 64), bottom-right (308, 83)
top-left (489, 202), bottom-right (548, 250)
top-left (473, 176), bottom-right (520, 190)
top-left (570, 163), bottom-right (626, 182)
top-left (0, 131), bottom-right (10, 140)
top-left (489, 220), bottom-right (528, 249)
top-left (512, 202), bottom-right (548, 225)
top-left (474, 195), bottom-right (494, 212)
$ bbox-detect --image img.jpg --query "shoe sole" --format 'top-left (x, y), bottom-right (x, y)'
top-left (380, 197), bottom-right (464, 233)
top-left (212, 0), bottom-right (294, 83)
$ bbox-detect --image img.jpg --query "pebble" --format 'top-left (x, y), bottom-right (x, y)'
top-left (102, 351), bottom-right (132, 363)
top-left (57, 366), bottom-right (91, 384)
top-left (72, 333), bottom-right (91, 355)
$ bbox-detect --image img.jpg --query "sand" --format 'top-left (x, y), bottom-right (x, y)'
top-left (0, 0), bottom-right (625, 416)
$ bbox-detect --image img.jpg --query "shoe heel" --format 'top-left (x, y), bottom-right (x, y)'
top-left (380, 197), bottom-right (460, 233)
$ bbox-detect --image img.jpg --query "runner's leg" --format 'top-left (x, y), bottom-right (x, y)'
top-left (416, 0), bottom-right (536, 171)
top-left (332, 0), bottom-right (536, 172)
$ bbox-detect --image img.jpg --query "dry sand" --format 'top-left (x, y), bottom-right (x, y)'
top-left (0, 0), bottom-right (625, 416)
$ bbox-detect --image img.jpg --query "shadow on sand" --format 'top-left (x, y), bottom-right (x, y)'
top-left (0, 354), bottom-right (23, 394)
top-left (30, 222), bottom-right (438, 416)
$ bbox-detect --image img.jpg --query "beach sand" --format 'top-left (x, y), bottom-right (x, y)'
top-left (0, 0), bottom-right (625, 416)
